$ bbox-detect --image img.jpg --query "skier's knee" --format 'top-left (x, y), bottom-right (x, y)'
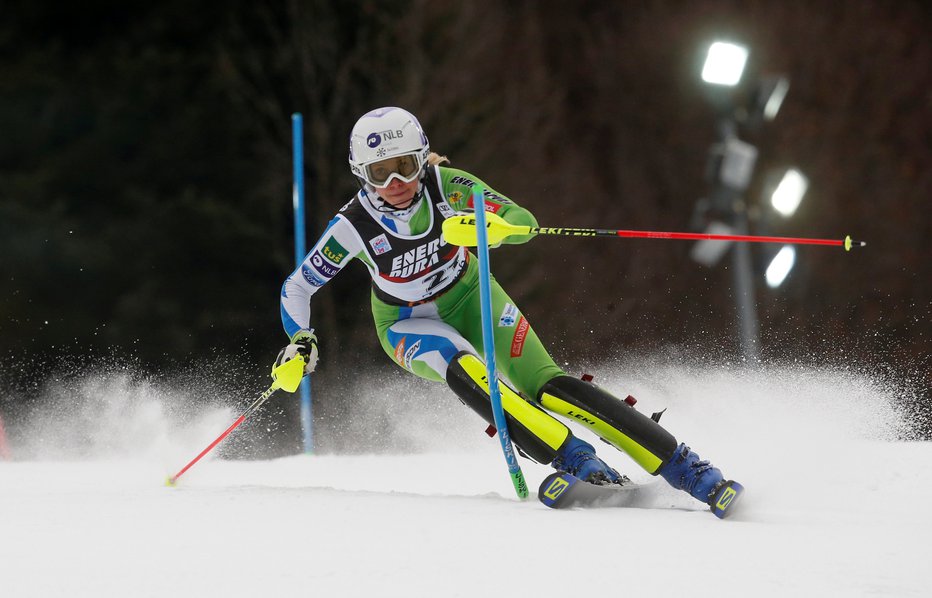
top-left (446, 351), bottom-right (570, 464)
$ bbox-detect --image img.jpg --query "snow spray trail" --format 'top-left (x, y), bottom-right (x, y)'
top-left (2, 358), bottom-right (488, 465)
top-left (592, 356), bottom-right (912, 447)
top-left (4, 362), bottom-right (242, 467)
top-left (2, 351), bottom-right (918, 470)
top-left (313, 366), bottom-right (489, 454)
top-left (14, 374), bottom-right (234, 465)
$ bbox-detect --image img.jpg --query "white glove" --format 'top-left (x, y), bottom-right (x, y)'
top-left (274, 330), bottom-right (319, 377)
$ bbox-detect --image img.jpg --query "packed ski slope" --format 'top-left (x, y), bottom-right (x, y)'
top-left (1, 359), bottom-right (929, 597)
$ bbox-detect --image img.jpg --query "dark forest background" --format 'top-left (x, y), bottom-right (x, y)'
top-left (1, 1), bottom-right (929, 445)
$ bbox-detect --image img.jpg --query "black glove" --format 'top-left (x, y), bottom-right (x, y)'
top-left (273, 330), bottom-right (319, 377)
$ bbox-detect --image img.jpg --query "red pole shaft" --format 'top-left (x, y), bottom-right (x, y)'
top-left (613, 229), bottom-right (844, 246)
top-left (166, 384), bottom-right (280, 485)
top-left (168, 415), bottom-right (245, 484)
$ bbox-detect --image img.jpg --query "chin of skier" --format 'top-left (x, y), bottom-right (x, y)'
top-left (275, 106), bottom-right (743, 517)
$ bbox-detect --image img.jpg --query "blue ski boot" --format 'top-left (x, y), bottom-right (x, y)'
top-left (552, 436), bottom-right (628, 486)
top-left (658, 443), bottom-right (744, 518)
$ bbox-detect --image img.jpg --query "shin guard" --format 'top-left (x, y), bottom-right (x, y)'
top-left (446, 351), bottom-right (570, 464)
top-left (538, 376), bottom-right (677, 474)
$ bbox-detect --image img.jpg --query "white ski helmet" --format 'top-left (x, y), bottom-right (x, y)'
top-left (348, 107), bottom-right (430, 188)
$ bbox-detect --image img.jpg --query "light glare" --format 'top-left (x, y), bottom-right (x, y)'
top-left (765, 245), bottom-right (796, 288)
top-left (763, 77), bottom-right (790, 120)
top-left (702, 42), bottom-right (748, 86)
top-left (771, 169), bottom-right (808, 217)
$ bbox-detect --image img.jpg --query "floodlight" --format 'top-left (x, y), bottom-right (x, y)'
top-left (765, 245), bottom-right (796, 288)
top-left (760, 76), bottom-right (790, 121)
top-left (701, 42), bottom-right (749, 87)
top-left (770, 169), bottom-right (808, 217)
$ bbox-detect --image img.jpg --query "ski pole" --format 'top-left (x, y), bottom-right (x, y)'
top-left (473, 185), bottom-right (529, 500)
top-left (165, 355), bottom-right (307, 486)
top-left (442, 211), bottom-right (866, 251)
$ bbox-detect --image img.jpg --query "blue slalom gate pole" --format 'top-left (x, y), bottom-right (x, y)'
top-left (473, 186), bottom-right (528, 499)
top-left (292, 113), bottom-right (313, 454)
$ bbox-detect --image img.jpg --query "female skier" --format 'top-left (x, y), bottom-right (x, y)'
top-left (276, 106), bottom-right (743, 517)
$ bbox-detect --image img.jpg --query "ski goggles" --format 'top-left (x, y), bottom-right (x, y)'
top-left (363, 152), bottom-right (423, 187)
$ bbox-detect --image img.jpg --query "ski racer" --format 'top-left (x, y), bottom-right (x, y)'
top-left (276, 106), bottom-right (744, 517)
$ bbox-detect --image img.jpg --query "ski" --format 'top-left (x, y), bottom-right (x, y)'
top-left (538, 471), bottom-right (745, 519)
top-left (538, 471), bottom-right (646, 509)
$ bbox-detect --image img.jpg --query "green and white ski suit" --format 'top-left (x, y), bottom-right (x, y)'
top-left (282, 164), bottom-right (686, 475)
top-left (280, 165), bottom-right (563, 398)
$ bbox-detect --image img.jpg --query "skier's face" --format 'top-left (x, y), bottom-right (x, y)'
top-left (376, 177), bottom-right (419, 209)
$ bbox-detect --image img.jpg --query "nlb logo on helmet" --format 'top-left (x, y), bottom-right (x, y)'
top-left (366, 129), bottom-right (405, 148)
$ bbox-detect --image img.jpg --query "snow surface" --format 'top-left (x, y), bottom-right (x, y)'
top-left (1, 360), bottom-right (929, 597)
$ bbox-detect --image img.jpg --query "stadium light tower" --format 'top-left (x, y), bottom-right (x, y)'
top-left (693, 40), bottom-right (805, 358)
top-left (694, 40), bottom-right (759, 362)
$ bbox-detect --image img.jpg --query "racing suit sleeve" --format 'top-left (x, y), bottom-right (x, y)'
top-left (438, 167), bottom-right (538, 245)
top-left (280, 215), bottom-right (364, 340)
